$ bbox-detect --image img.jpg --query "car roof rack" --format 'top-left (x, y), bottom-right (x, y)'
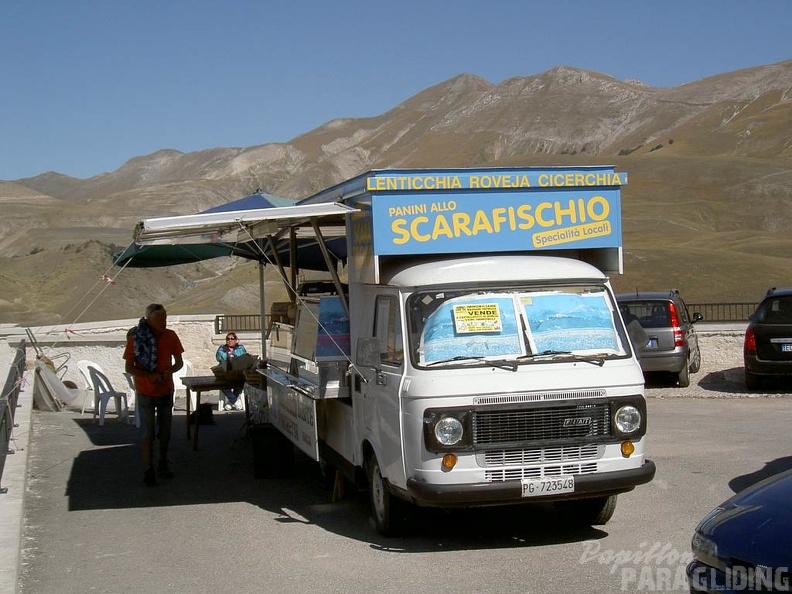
top-left (767, 287), bottom-right (777, 295)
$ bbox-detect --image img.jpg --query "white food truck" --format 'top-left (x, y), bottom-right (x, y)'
top-left (134, 166), bottom-right (656, 536)
top-left (264, 166), bottom-right (655, 535)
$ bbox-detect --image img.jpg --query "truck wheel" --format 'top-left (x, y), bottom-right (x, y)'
top-left (677, 361), bottom-right (690, 387)
top-left (318, 456), bottom-right (336, 490)
top-left (367, 456), bottom-right (411, 537)
top-left (555, 495), bottom-right (617, 526)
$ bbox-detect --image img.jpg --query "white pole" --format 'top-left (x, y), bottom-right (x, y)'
top-left (259, 260), bottom-right (267, 362)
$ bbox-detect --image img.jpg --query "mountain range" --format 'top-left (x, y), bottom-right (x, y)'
top-left (1, 60), bottom-right (791, 326)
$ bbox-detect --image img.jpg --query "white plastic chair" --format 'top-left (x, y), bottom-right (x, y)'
top-left (122, 372), bottom-right (142, 428)
top-left (88, 366), bottom-right (130, 426)
top-left (218, 386), bottom-right (246, 412)
top-left (77, 359), bottom-right (105, 414)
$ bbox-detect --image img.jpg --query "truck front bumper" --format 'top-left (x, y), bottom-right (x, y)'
top-left (405, 459), bottom-right (656, 507)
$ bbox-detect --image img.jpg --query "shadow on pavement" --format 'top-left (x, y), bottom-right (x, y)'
top-left (698, 367), bottom-right (792, 395)
top-left (697, 367), bottom-right (747, 394)
top-left (66, 411), bottom-right (267, 511)
top-left (51, 410), bottom-right (608, 553)
top-left (728, 456), bottom-right (792, 494)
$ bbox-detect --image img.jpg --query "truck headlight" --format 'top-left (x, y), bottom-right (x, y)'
top-left (423, 408), bottom-right (473, 452)
top-left (615, 405), bottom-right (641, 434)
top-left (434, 416), bottom-right (464, 446)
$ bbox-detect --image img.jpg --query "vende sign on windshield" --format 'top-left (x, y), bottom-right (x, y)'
top-left (452, 303), bottom-right (503, 333)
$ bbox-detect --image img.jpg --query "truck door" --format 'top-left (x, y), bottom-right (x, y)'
top-left (356, 293), bottom-right (405, 482)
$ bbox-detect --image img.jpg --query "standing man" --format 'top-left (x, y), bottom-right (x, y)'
top-left (123, 303), bottom-right (184, 487)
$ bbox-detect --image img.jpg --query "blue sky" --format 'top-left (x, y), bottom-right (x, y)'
top-left (1, 0), bottom-right (789, 181)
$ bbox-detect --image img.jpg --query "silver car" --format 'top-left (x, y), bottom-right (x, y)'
top-left (616, 290), bottom-right (703, 387)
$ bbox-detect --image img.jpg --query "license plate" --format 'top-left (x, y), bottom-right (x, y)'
top-left (782, 344), bottom-right (792, 352)
top-left (521, 475), bottom-right (575, 497)
top-left (647, 337), bottom-right (658, 348)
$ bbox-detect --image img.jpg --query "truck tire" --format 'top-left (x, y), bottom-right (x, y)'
top-left (318, 456), bottom-right (336, 490)
top-left (367, 456), bottom-right (412, 537)
top-left (555, 494), bottom-right (617, 526)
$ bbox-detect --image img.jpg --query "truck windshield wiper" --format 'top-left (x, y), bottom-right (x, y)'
top-left (426, 356), bottom-right (518, 371)
top-left (517, 349), bottom-right (571, 360)
top-left (517, 350), bottom-right (605, 367)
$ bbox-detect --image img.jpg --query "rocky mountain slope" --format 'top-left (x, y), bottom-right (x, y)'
top-left (1, 60), bottom-right (790, 326)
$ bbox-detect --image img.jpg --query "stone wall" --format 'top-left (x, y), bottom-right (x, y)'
top-left (0, 316), bottom-right (263, 402)
top-left (0, 319), bottom-right (750, 404)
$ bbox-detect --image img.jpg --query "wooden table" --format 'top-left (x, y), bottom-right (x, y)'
top-left (180, 376), bottom-right (245, 450)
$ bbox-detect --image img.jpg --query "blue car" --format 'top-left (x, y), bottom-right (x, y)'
top-left (687, 468), bottom-right (792, 593)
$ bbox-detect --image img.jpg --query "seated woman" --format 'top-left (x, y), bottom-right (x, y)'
top-left (215, 333), bottom-right (245, 410)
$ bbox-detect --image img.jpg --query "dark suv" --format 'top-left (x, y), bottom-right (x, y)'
top-left (744, 287), bottom-right (792, 390)
top-left (616, 290), bottom-right (703, 387)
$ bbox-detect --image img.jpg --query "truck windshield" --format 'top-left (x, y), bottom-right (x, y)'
top-left (407, 285), bottom-right (630, 368)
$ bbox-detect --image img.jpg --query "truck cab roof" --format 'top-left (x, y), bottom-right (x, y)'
top-left (383, 254), bottom-right (607, 287)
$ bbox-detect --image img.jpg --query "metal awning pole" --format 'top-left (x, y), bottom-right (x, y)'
top-left (310, 219), bottom-right (349, 316)
top-left (267, 236), bottom-right (296, 301)
top-left (258, 259), bottom-right (267, 362)
top-left (289, 227), bottom-right (298, 297)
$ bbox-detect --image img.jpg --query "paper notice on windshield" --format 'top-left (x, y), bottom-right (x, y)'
top-left (453, 303), bottom-right (502, 333)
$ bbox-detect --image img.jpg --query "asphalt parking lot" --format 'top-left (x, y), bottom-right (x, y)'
top-left (16, 391), bottom-right (792, 594)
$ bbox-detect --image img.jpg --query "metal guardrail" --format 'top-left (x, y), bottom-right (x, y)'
top-left (1, 339), bottom-right (26, 493)
top-left (215, 314), bottom-right (272, 335)
top-left (216, 302), bottom-right (760, 333)
top-left (687, 303), bottom-right (758, 323)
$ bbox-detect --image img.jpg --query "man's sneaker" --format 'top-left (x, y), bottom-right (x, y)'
top-left (224, 404), bottom-right (233, 411)
top-left (233, 401), bottom-right (243, 411)
top-left (143, 467), bottom-right (157, 487)
top-left (157, 461), bottom-right (174, 480)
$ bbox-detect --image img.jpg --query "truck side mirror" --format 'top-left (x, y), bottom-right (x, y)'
top-left (356, 337), bottom-right (381, 371)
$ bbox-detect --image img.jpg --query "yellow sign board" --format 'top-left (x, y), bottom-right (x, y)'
top-left (453, 303), bottom-right (502, 333)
